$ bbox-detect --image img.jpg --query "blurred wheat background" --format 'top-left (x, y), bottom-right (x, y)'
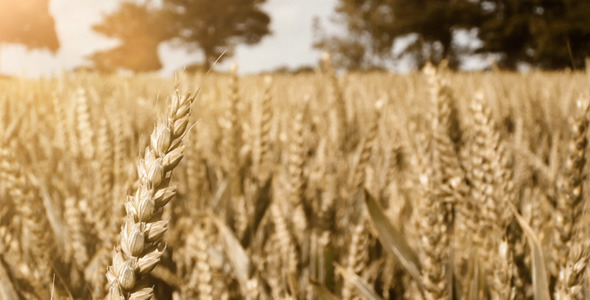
top-left (0, 55), bottom-right (590, 299)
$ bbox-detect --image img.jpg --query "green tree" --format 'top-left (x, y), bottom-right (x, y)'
top-left (89, 2), bottom-right (167, 72)
top-left (161, 0), bottom-right (271, 69)
top-left (0, 0), bottom-right (59, 72)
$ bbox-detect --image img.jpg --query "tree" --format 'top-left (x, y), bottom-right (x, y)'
top-left (314, 0), bottom-right (482, 70)
top-left (476, 0), bottom-right (590, 69)
top-left (89, 2), bottom-right (167, 72)
top-left (319, 0), bottom-right (590, 70)
top-left (161, 0), bottom-right (271, 69)
top-left (313, 16), bottom-right (373, 70)
top-left (0, 0), bottom-right (59, 72)
top-left (91, 0), bottom-right (271, 72)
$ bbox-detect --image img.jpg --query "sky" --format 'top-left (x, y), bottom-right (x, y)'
top-left (0, 0), bottom-right (338, 77)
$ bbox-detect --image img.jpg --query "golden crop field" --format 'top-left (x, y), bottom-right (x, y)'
top-left (1, 60), bottom-right (590, 299)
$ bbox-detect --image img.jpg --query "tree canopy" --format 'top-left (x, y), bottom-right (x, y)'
top-left (476, 0), bottom-right (590, 69)
top-left (0, 0), bottom-right (60, 52)
top-left (90, 0), bottom-right (271, 72)
top-left (162, 0), bottom-right (271, 69)
top-left (89, 2), bottom-right (166, 73)
top-left (317, 0), bottom-right (590, 70)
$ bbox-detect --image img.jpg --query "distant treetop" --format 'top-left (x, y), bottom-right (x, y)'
top-left (88, 2), bottom-right (165, 73)
top-left (0, 0), bottom-right (60, 52)
top-left (89, 0), bottom-right (272, 73)
top-left (316, 0), bottom-right (590, 71)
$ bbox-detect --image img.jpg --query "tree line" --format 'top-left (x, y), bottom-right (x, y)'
top-left (0, 0), bottom-right (271, 73)
top-left (1, 0), bottom-right (590, 73)
top-left (315, 0), bottom-right (590, 70)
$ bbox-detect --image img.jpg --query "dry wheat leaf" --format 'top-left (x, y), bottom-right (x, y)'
top-left (509, 202), bottom-right (550, 300)
top-left (363, 188), bottom-right (423, 290)
top-left (335, 264), bottom-right (384, 300)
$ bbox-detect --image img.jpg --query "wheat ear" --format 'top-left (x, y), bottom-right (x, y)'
top-left (553, 97), bottom-right (590, 298)
top-left (75, 88), bottom-right (95, 160)
top-left (342, 218), bottom-right (370, 300)
top-left (106, 90), bottom-right (195, 299)
top-left (469, 91), bottom-right (514, 299)
top-left (419, 63), bottom-right (466, 300)
top-left (182, 219), bottom-right (214, 300)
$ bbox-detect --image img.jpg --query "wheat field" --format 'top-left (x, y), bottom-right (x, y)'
top-left (1, 59), bottom-right (590, 299)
